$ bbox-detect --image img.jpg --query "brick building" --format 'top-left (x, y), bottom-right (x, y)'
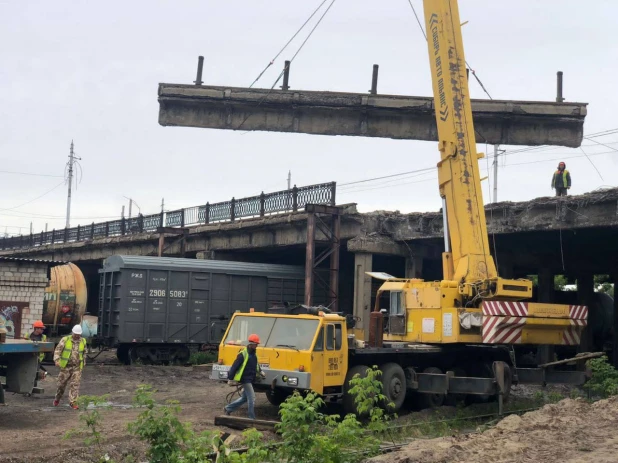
top-left (0, 257), bottom-right (58, 339)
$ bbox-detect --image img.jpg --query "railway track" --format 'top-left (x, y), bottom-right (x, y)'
top-left (206, 404), bottom-right (547, 461)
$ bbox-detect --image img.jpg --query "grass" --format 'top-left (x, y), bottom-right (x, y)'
top-left (188, 351), bottom-right (217, 365)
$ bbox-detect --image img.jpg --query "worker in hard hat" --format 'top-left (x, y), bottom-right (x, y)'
top-left (551, 161), bottom-right (571, 196)
top-left (24, 320), bottom-right (48, 377)
top-left (223, 333), bottom-right (266, 420)
top-left (53, 325), bottom-right (87, 409)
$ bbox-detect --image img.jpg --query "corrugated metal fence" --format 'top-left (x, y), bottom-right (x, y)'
top-left (0, 182), bottom-right (336, 250)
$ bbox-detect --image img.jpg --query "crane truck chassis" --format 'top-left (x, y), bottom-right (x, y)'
top-left (211, 310), bottom-right (590, 414)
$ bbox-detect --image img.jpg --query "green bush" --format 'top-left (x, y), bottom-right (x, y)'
top-left (275, 365), bottom-right (390, 463)
top-left (128, 385), bottom-right (189, 463)
top-left (189, 351), bottom-right (217, 365)
top-left (585, 356), bottom-right (618, 398)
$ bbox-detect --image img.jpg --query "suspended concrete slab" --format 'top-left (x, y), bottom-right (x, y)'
top-left (158, 84), bottom-right (587, 147)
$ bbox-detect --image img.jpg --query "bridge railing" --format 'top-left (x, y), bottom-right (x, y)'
top-left (0, 182), bottom-right (336, 251)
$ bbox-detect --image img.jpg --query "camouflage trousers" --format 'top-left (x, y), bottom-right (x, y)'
top-left (55, 366), bottom-right (82, 404)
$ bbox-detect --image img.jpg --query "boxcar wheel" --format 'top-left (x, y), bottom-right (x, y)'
top-left (380, 363), bottom-right (407, 412)
top-left (116, 345), bottom-right (130, 365)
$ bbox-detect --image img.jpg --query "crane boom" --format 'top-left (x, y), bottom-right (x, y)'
top-left (422, 0), bottom-right (530, 299)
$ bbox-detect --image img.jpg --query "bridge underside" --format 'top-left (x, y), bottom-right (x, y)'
top-left (158, 84), bottom-right (587, 147)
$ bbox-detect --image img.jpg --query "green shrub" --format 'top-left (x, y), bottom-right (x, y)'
top-left (585, 356), bottom-right (618, 398)
top-left (189, 351), bottom-right (217, 365)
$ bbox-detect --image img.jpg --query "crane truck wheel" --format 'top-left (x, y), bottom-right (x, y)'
top-left (265, 388), bottom-right (289, 407)
top-left (342, 364), bottom-right (369, 416)
top-left (416, 367), bottom-right (445, 410)
top-left (379, 363), bottom-right (407, 412)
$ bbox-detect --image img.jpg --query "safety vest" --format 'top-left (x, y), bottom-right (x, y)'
top-left (552, 169), bottom-right (569, 188)
top-left (25, 333), bottom-right (47, 361)
top-left (58, 336), bottom-right (87, 370)
top-left (233, 348), bottom-right (261, 382)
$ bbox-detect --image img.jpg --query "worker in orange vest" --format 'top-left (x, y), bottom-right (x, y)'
top-left (24, 320), bottom-right (48, 377)
top-left (551, 161), bottom-right (571, 196)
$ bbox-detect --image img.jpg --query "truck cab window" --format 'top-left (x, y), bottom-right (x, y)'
top-left (314, 327), bottom-right (324, 352)
top-left (326, 324), bottom-right (334, 350)
top-left (390, 291), bottom-right (404, 316)
top-left (334, 324), bottom-right (342, 350)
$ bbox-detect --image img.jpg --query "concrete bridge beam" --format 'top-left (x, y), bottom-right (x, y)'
top-left (158, 84), bottom-right (587, 147)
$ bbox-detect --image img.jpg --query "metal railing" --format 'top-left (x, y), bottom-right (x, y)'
top-left (0, 182), bottom-right (336, 251)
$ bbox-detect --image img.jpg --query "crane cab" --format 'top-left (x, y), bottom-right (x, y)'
top-left (211, 310), bottom-right (348, 396)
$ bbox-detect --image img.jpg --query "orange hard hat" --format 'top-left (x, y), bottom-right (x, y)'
top-left (248, 334), bottom-right (260, 344)
top-left (33, 320), bottom-right (45, 329)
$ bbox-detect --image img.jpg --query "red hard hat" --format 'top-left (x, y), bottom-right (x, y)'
top-left (33, 320), bottom-right (45, 329)
top-left (248, 334), bottom-right (260, 344)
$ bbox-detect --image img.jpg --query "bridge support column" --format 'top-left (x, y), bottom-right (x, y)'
top-left (405, 256), bottom-right (423, 279)
top-left (613, 272), bottom-right (618, 368)
top-left (353, 252), bottom-right (373, 342)
top-left (537, 268), bottom-right (555, 364)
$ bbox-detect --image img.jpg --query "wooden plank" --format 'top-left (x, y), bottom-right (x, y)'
top-left (538, 351), bottom-right (604, 368)
top-left (214, 415), bottom-right (280, 432)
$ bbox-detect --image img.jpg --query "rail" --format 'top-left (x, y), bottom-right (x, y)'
top-left (0, 182), bottom-right (336, 251)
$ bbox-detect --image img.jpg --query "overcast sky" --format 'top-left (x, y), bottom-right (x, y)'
top-left (1, 0), bottom-right (617, 236)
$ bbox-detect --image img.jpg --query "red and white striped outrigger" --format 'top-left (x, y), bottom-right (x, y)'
top-left (481, 301), bottom-right (588, 346)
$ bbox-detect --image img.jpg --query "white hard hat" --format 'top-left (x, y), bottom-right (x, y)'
top-left (72, 325), bottom-right (83, 335)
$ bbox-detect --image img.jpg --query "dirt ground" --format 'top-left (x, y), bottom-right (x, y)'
top-left (0, 351), bottom-right (278, 463)
top-left (370, 397), bottom-right (618, 463)
top-left (2, 351), bottom-right (616, 463)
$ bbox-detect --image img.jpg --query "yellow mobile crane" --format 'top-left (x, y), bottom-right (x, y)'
top-left (212, 0), bottom-right (589, 413)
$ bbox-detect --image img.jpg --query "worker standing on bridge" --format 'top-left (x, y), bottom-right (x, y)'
top-left (551, 161), bottom-right (571, 196)
top-left (223, 334), bottom-right (265, 420)
top-left (53, 325), bottom-right (87, 409)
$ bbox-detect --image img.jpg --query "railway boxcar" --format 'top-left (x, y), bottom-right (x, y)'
top-left (99, 255), bottom-right (323, 364)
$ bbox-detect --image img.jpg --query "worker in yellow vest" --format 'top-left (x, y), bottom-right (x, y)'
top-left (551, 161), bottom-right (571, 196)
top-left (24, 320), bottom-right (48, 377)
top-left (53, 325), bottom-right (87, 409)
top-left (223, 334), bottom-right (265, 419)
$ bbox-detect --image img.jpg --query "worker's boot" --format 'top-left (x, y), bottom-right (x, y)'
top-left (70, 402), bottom-right (79, 410)
top-left (53, 399), bottom-right (59, 406)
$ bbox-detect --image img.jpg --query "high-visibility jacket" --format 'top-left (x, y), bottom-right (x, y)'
top-left (230, 348), bottom-right (261, 383)
top-left (24, 333), bottom-right (47, 361)
top-left (551, 169), bottom-right (571, 189)
top-left (58, 336), bottom-right (87, 370)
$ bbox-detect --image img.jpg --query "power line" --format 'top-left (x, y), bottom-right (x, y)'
top-left (0, 181), bottom-right (65, 212)
top-left (578, 146), bottom-right (604, 181)
top-left (0, 170), bottom-right (64, 178)
top-left (404, 0), bottom-right (493, 100)
top-left (501, 128), bottom-right (618, 157)
top-left (337, 149), bottom-right (618, 195)
top-left (249, 0), bottom-right (330, 88)
top-left (338, 167), bottom-right (434, 187)
top-left (237, 0), bottom-right (337, 132)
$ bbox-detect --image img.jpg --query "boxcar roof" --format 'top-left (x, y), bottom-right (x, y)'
top-left (101, 255), bottom-right (305, 279)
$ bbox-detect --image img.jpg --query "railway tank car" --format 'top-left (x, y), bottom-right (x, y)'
top-left (98, 255), bottom-right (323, 364)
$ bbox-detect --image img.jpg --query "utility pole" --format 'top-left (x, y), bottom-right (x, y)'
top-left (161, 198), bottom-right (165, 212)
top-left (128, 199), bottom-right (132, 219)
top-left (492, 144), bottom-right (499, 203)
top-left (121, 205), bottom-right (125, 218)
top-left (65, 141), bottom-right (81, 228)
